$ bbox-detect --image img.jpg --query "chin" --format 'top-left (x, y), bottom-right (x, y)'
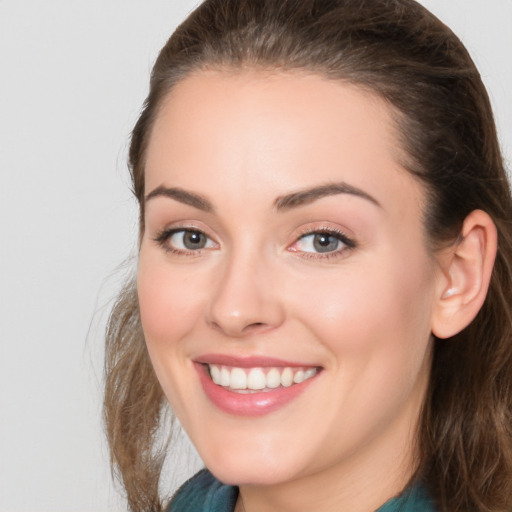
top-left (206, 458), bottom-right (296, 487)
top-left (194, 432), bottom-right (305, 487)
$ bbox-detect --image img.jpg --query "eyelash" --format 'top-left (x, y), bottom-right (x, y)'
top-left (153, 226), bottom-right (356, 260)
top-left (290, 227), bottom-right (356, 260)
top-left (153, 227), bottom-right (216, 256)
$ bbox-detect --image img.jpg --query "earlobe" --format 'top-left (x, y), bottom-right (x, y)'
top-left (431, 210), bottom-right (497, 339)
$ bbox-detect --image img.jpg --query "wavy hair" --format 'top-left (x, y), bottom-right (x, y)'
top-left (104, 1), bottom-right (512, 510)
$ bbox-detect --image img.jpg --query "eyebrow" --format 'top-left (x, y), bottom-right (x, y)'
top-left (145, 181), bottom-right (380, 213)
top-left (145, 185), bottom-right (214, 212)
top-left (274, 182), bottom-right (381, 210)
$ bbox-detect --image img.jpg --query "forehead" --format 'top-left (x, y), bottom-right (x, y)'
top-left (144, 69), bottom-right (423, 215)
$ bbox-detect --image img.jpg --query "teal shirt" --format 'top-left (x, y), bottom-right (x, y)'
top-left (167, 469), bottom-right (437, 511)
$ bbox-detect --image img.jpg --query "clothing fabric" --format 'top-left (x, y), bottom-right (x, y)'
top-left (166, 469), bottom-right (437, 511)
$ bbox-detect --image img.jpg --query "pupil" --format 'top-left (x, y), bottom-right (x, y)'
top-left (184, 231), bottom-right (205, 249)
top-left (313, 234), bottom-right (338, 253)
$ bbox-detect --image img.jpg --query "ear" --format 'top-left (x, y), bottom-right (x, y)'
top-left (431, 210), bottom-right (497, 339)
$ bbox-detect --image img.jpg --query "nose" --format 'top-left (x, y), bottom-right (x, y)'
top-left (206, 250), bottom-right (285, 338)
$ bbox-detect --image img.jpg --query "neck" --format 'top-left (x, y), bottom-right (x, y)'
top-left (238, 409), bottom-right (420, 512)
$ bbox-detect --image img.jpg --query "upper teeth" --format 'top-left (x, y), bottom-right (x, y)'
top-left (208, 364), bottom-right (318, 392)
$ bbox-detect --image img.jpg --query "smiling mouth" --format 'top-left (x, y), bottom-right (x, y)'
top-left (206, 364), bottom-right (319, 393)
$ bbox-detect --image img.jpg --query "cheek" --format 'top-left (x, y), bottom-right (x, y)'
top-left (285, 255), bottom-right (435, 443)
top-left (287, 253), bottom-right (435, 362)
top-left (137, 253), bottom-right (205, 345)
top-left (136, 251), bottom-right (210, 415)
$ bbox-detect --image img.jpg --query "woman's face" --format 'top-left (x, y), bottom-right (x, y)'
top-left (138, 71), bottom-right (439, 488)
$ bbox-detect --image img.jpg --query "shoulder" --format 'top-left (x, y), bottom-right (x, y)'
top-left (166, 469), bottom-right (238, 512)
top-left (376, 483), bottom-right (438, 512)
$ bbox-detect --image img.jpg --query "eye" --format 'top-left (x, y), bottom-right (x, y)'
top-left (154, 228), bottom-right (217, 253)
top-left (289, 229), bottom-right (356, 257)
top-left (169, 230), bottom-right (212, 250)
top-left (298, 232), bottom-right (342, 253)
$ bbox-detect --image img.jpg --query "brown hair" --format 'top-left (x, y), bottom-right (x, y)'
top-left (104, 1), bottom-right (512, 510)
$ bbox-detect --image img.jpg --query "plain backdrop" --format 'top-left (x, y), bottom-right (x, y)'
top-left (0, 1), bottom-right (511, 511)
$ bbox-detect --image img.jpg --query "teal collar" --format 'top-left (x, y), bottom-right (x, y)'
top-left (376, 481), bottom-right (436, 511)
top-left (168, 469), bottom-right (437, 511)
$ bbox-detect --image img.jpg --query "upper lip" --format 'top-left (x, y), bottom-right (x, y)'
top-left (194, 353), bottom-right (320, 368)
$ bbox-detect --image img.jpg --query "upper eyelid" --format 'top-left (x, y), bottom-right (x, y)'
top-left (155, 226), bottom-right (352, 240)
top-left (157, 226), bottom-right (214, 238)
top-left (153, 223), bottom-right (214, 239)
top-left (294, 226), bottom-right (355, 242)
top-left (152, 226), bottom-right (215, 246)
top-left (298, 227), bottom-right (345, 236)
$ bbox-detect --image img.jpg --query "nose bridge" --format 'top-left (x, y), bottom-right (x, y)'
top-left (206, 241), bottom-right (284, 337)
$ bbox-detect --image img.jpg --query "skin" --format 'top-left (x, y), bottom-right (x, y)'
top-left (138, 70), bottom-right (442, 512)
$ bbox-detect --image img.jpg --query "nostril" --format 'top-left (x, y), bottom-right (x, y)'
top-left (242, 322), bottom-right (268, 334)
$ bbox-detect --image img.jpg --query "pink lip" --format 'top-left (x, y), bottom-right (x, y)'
top-left (195, 353), bottom-right (313, 368)
top-left (194, 358), bottom-right (321, 417)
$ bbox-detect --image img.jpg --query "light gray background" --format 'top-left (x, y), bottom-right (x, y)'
top-left (0, 1), bottom-right (511, 511)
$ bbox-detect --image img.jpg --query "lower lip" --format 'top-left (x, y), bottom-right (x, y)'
top-left (195, 363), bottom-right (319, 417)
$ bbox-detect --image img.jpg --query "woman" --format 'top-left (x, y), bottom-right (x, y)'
top-left (104, 0), bottom-right (512, 510)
